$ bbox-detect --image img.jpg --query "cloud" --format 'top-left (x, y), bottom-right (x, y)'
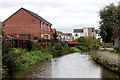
top-left (0, 0), bottom-right (119, 33)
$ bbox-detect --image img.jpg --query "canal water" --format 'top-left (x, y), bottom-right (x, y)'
top-left (10, 52), bottom-right (120, 78)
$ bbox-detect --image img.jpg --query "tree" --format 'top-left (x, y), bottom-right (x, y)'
top-left (53, 30), bottom-right (58, 40)
top-left (99, 4), bottom-right (117, 43)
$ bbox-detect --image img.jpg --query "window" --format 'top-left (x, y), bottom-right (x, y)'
top-left (41, 34), bottom-right (43, 38)
top-left (41, 22), bottom-right (43, 29)
top-left (75, 34), bottom-right (78, 36)
top-left (92, 28), bottom-right (94, 32)
top-left (44, 24), bottom-right (47, 30)
top-left (48, 25), bottom-right (50, 31)
top-left (34, 37), bottom-right (38, 42)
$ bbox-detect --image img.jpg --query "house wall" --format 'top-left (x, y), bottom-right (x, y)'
top-left (83, 28), bottom-right (88, 37)
top-left (73, 33), bottom-right (84, 39)
top-left (64, 35), bottom-right (72, 41)
top-left (88, 28), bottom-right (95, 37)
top-left (3, 8), bottom-right (51, 41)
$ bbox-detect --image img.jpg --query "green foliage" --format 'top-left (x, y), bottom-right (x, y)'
top-left (61, 45), bottom-right (71, 55)
top-left (2, 40), bottom-right (14, 59)
top-left (53, 30), bottom-right (58, 39)
top-left (103, 44), bottom-right (114, 48)
top-left (70, 47), bottom-right (81, 53)
top-left (111, 50), bottom-right (120, 54)
top-left (99, 3), bottom-right (119, 43)
top-left (76, 46), bottom-right (88, 52)
top-left (54, 43), bottom-right (63, 50)
top-left (38, 39), bottom-right (42, 42)
top-left (31, 42), bottom-right (43, 51)
top-left (77, 37), bottom-right (100, 51)
top-left (45, 43), bottom-right (77, 57)
top-left (3, 48), bottom-right (52, 70)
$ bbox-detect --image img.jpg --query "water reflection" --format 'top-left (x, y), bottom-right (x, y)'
top-left (10, 52), bottom-right (120, 78)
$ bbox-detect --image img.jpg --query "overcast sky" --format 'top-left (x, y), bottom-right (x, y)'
top-left (0, 0), bottom-right (119, 33)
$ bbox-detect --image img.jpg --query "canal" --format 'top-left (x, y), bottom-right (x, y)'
top-left (10, 52), bottom-right (120, 78)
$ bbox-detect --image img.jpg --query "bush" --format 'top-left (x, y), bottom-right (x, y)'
top-left (70, 47), bottom-right (81, 53)
top-left (45, 43), bottom-right (72, 57)
top-left (31, 42), bottom-right (43, 51)
top-left (77, 37), bottom-right (100, 51)
top-left (2, 40), bottom-right (14, 56)
top-left (77, 46), bottom-right (88, 52)
top-left (61, 45), bottom-right (71, 55)
top-left (3, 48), bottom-right (52, 70)
top-left (54, 43), bottom-right (63, 50)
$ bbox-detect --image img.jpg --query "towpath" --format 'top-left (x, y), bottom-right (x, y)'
top-left (98, 48), bottom-right (120, 66)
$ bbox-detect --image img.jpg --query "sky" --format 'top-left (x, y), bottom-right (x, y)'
top-left (0, 0), bottom-right (119, 33)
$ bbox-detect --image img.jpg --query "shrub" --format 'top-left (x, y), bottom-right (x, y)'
top-left (3, 48), bottom-right (52, 70)
top-left (2, 40), bottom-right (14, 56)
top-left (77, 37), bottom-right (100, 51)
top-left (61, 45), bottom-right (71, 55)
top-left (77, 46), bottom-right (88, 52)
top-left (103, 44), bottom-right (110, 48)
top-left (70, 47), bottom-right (81, 53)
top-left (31, 42), bottom-right (43, 51)
top-left (38, 39), bottom-right (42, 42)
top-left (54, 43), bottom-right (63, 50)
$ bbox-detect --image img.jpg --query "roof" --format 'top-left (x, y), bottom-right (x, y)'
top-left (74, 29), bottom-right (83, 33)
top-left (67, 41), bottom-right (80, 44)
top-left (4, 8), bottom-right (52, 25)
top-left (83, 27), bottom-right (95, 29)
top-left (56, 31), bottom-right (61, 33)
top-left (63, 33), bottom-right (72, 36)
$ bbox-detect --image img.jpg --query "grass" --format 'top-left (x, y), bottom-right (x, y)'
top-left (111, 50), bottom-right (120, 54)
top-left (3, 48), bottom-right (52, 70)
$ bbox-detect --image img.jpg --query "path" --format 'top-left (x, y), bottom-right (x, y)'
top-left (98, 48), bottom-right (120, 66)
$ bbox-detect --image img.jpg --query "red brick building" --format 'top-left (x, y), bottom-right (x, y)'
top-left (3, 8), bottom-right (52, 42)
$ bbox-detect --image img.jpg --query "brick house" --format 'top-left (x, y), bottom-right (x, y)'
top-left (56, 31), bottom-right (63, 40)
top-left (83, 27), bottom-right (95, 37)
top-left (3, 8), bottom-right (52, 42)
top-left (63, 33), bottom-right (72, 41)
top-left (51, 29), bottom-right (72, 41)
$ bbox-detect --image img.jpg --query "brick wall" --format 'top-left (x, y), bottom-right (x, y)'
top-left (88, 28), bottom-right (95, 37)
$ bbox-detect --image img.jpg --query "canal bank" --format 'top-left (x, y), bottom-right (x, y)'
top-left (90, 50), bottom-right (120, 74)
top-left (9, 52), bottom-right (120, 78)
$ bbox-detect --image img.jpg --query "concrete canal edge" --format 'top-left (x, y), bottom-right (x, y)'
top-left (90, 51), bottom-right (120, 74)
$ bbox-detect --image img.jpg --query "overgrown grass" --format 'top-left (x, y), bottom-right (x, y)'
top-left (111, 50), bottom-right (120, 54)
top-left (76, 46), bottom-right (88, 52)
top-left (70, 47), bottom-right (81, 53)
top-left (3, 48), bottom-right (52, 70)
top-left (44, 43), bottom-right (81, 57)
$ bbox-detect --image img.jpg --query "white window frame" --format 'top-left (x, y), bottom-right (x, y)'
top-left (41, 34), bottom-right (43, 38)
top-left (41, 22), bottom-right (43, 29)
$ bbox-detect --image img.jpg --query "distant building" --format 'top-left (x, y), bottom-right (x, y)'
top-left (73, 27), bottom-right (95, 39)
top-left (73, 29), bottom-right (84, 39)
top-left (3, 7), bottom-right (52, 42)
top-left (73, 27), bottom-right (102, 42)
top-left (56, 31), bottom-right (63, 40)
top-left (83, 27), bottom-right (95, 37)
top-left (51, 29), bottom-right (72, 41)
top-left (63, 33), bottom-right (72, 41)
